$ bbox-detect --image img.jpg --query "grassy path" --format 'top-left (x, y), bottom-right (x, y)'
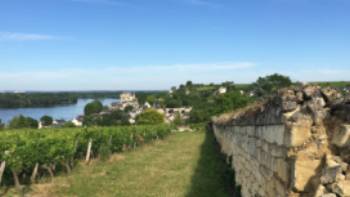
top-left (26, 131), bottom-right (234, 197)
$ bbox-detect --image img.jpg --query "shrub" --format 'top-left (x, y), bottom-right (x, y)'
top-left (9, 115), bottom-right (38, 129)
top-left (136, 109), bottom-right (164, 125)
top-left (40, 115), bottom-right (53, 126)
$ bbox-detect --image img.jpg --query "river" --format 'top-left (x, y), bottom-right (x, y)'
top-left (0, 98), bottom-right (118, 123)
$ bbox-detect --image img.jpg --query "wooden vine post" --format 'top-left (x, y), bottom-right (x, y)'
top-left (43, 164), bottom-right (54, 182)
top-left (11, 169), bottom-right (21, 190)
top-left (0, 161), bottom-right (6, 185)
top-left (30, 162), bottom-right (39, 183)
top-left (85, 138), bottom-right (93, 164)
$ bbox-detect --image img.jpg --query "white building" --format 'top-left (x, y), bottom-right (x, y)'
top-left (72, 116), bottom-right (84, 127)
top-left (217, 87), bottom-right (227, 94)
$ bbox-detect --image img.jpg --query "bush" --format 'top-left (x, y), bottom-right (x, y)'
top-left (136, 109), bottom-right (164, 125)
top-left (84, 100), bottom-right (103, 116)
top-left (100, 110), bottom-right (130, 126)
top-left (8, 115), bottom-right (38, 129)
top-left (252, 73), bottom-right (292, 97)
top-left (63, 121), bottom-right (76, 128)
top-left (40, 115), bottom-right (53, 126)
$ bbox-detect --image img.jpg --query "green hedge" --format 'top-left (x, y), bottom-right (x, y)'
top-left (0, 124), bottom-right (172, 186)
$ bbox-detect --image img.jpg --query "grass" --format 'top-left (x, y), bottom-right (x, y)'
top-left (10, 130), bottom-right (236, 197)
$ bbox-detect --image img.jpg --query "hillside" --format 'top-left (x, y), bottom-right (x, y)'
top-left (6, 130), bottom-right (236, 197)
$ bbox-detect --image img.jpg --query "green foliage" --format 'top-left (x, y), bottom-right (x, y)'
top-left (84, 100), bottom-right (103, 116)
top-left (124, 105), bottom-right (134, 113)
top-left (0, 124), bottom-right (172, 185)
top-left (173, 112), bottom-right (183, 126)
top-left (8, 115), bottom-right (38, 129)
top-left (63, 121), bottom-right (76, 128)
top-left (136, 109), bottom-right (164, 125)
top-left (135, 91), bottom-right (167, 106)
top-left (252, 73), bottom-right (292, 97)
top-left (98, 142), bottom-right (111, 161)
top-left (154, 81), bottom-right (253, 123)
top-left (83, 110), bottom-right (130, 126)
top-left (0, 92), bottom-right (78, 108)
top-left (0, 119), bottom-right (4, 130)
top-left (40, 115), bottom-right (53, 126)
top-left (99, 110), bottom-right (130, 126)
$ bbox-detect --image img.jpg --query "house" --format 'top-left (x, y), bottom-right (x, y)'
top-left (144, 102), bottom-right (151, 109)
top-left (72, 115), bottom-right (84, 127)
top-left (52, 119), bottom-right (67, 128)
top-left (217, 87), bottom-right (227, 94)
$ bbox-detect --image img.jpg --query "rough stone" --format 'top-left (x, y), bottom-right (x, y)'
top-left (292, 158), bottom-right (322, 191)
top-left (331, 180), bottom-right (350, 197)
top-left (321, 87), bottom-right (342, 104)
top-left (303, 86), bottom-right (321, 99)
top-left (331, 124), bottom-right (350, 148)
top-left (285, 117), bottom-right (312, 147)
top-left (212, 85), bottom-right (350, 197)
top-left (320, 194), bottom-right (337, 197)
top-left (314, 184), bottom-right (326, 197)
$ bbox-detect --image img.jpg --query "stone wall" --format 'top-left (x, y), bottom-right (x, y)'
top-left (212, 86), bottom-right (350, 197)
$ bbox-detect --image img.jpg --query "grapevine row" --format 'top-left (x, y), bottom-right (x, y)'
top-left (0, 124), bottom-right (172, 188)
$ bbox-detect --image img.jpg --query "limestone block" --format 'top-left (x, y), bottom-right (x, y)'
top-left (320, 194), bottom-right (337, 197)
top-left (321, 165), bottom-right (343, 184)
top-left (292, 158), bottom-right (322, 191)
top-left (270, 144), bottom-right (287, 158)
top-left (331, 124), bottom-right (350, 148)
top-left (274, 179), bottom-right (287, 197)
top-left (314, 185), bottom-right (326, 197)
top-left (285, 118), bottom-right (312, 147)
top-left (275, 158), bottom-right (289, 183)
top-left (246, 126), bottom-right (255, 136)
top-left (331, 180), bottom-right (350, 197)
top-left (321, 87), bottom-right (342, 104)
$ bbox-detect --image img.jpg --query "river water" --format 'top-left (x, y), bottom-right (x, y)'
top-left (0, 98), bottom-right (118, 123)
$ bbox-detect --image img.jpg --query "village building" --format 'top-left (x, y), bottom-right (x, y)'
top-left (111, 92), bottom-right (139, 111)
top-left (164, 107), bottom-right (192, 122)
top-left (72, 115), bottom-right (84, 127)
top-left (217, 87), bottom-right (227, 94)
top-left (120, 92), bottom-right (137, 103)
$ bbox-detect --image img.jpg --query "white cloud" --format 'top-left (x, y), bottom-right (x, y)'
top-left (0, 32), bottom-right (56, 41)
top-left (0, 62), bottom-right (256, 90)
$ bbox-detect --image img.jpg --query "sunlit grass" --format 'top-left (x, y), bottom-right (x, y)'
top-left (10, 131), bottom-right (235, 197)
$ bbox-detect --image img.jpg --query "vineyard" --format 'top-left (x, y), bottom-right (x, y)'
top-left (0, 125), bottom-right (172, 189)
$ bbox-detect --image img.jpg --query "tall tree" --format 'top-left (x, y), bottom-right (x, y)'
top-left (84, 100), bottom-right (103, 116)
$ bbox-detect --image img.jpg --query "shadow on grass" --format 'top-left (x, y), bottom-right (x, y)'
top-left (186, 125), bottom-right (241, 197)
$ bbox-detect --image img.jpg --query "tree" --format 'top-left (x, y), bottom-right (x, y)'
top-left (0, 119), bottom-right (4, 130)
top-left (186, 81), bottom-right (193, 87)
top-left (9, 115), bottom-right (38, 129)
top-left (124, 105), bottom-right (134, 113)
top-left (99, 110), bottom-right (130, 126)
top-left (252, 73), bottom-right (292, 97)
top-left (40, 115), bottom-right (53, 126)
top-left (136, 109), bottom-right (164, 125)
top-left (84, 100), bottom-right (103, 116)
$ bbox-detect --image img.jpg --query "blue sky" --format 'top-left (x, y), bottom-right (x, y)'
top-left (0, 0), bottom-right (349, 90)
